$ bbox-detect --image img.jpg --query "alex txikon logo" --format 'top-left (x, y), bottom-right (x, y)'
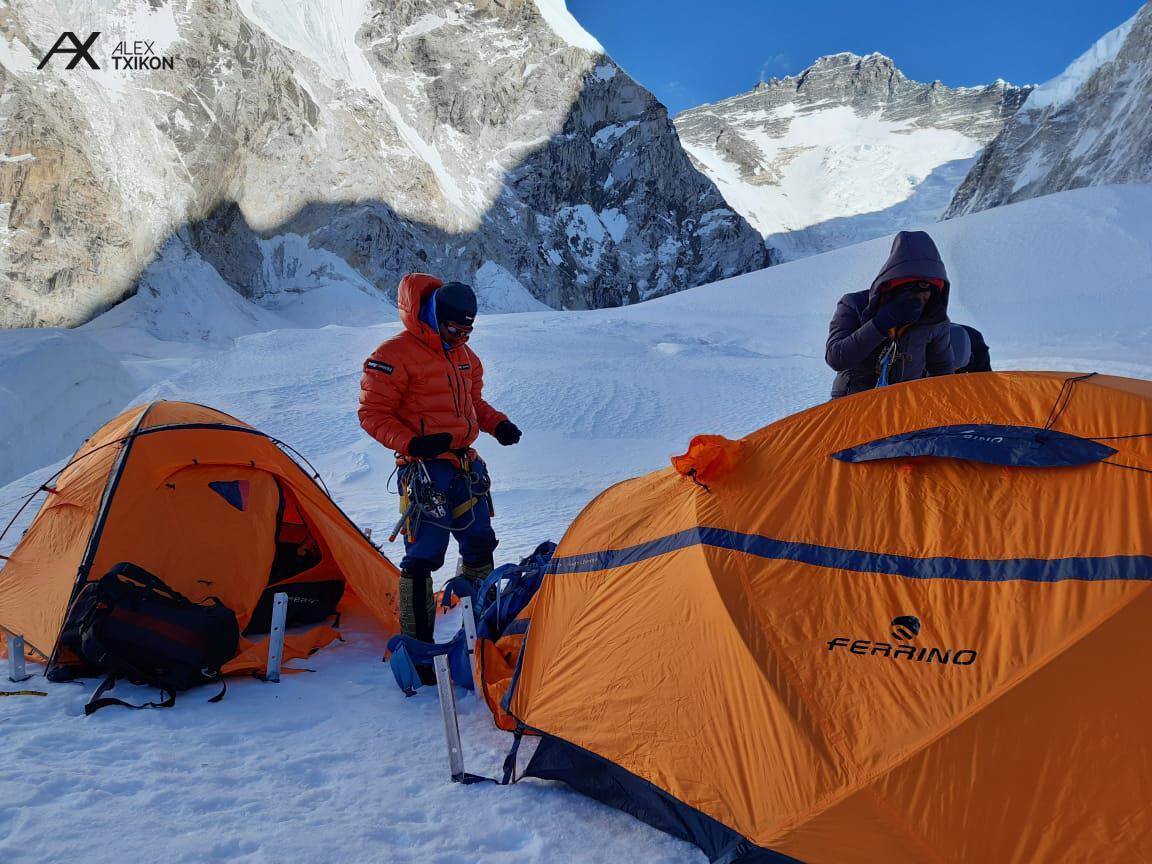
top-left (36, 32), bottom-right (176, 71)
top-left (827, 615), bottom-right (979, 666)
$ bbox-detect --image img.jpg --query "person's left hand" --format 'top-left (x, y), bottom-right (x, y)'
top-left (874, 291), bottom-right (926, 332)
top-left (494, 420), bottom-right (522, 446)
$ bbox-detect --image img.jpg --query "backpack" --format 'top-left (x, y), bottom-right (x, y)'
top-left (243, 580), bottom-right (344, 636)
top-left (78, 562), bottom-right (240, 714)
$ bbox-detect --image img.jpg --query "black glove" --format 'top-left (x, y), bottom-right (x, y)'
top-left (493, 420), bottom-right (521, 446)
top-left (408, 432), bottom-right (453, 459)
top-left (873, 291), bottom-right (926, 333)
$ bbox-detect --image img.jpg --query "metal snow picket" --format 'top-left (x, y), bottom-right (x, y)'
top-left (459, 596), bottom-right (481, 693)
top-left (265, 592), bottom-right (288, 683)
top-left (7, 634), bottom-right (30, 683)
top-left (433, 653), bottom-right (466, 781)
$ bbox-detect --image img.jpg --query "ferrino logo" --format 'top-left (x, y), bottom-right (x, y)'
top-left (955, 429), bottom-right (1005, 445)
top-left (826, 614), bottom-right (979, 666)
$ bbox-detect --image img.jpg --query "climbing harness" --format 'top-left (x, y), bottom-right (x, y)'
top-left (388, 453), bottom-right (493, 543)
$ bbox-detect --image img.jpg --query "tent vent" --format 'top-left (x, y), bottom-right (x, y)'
top-left (833, 424), bottom-right (1117, 468)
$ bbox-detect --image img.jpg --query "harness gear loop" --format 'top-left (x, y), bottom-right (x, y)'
top-left (452, 497), bottom-right (479, 520)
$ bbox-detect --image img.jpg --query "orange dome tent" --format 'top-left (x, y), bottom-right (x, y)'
top-left (0, 402), bottom-right (400, 678)
top-left (504, 372), bottom-right (1152, 863)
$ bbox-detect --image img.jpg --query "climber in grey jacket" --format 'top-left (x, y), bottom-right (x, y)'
top-left (826, 230), bottom-right (956, 398)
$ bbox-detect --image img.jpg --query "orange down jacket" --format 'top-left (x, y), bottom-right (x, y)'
top-left (359, 274), bottom-right (508, 458)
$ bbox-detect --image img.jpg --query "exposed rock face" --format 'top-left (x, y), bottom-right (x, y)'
top-left (674, 53), bottom-right (1029, 260)
top-left (0, 0), bottom-right (768, 328)
top-left (946, 5), bottom-right (1152, 218)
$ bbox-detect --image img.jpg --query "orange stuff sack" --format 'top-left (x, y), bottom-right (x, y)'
top-left (671, 434), bottom-right (743, 484)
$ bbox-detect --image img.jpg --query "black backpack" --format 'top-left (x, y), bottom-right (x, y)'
top-left (244, 580), bottom-right (345, 636)
top-left (78, 563), bottom-right (239, 714)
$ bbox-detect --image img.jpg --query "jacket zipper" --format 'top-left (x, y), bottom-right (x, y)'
top-left (440, 343), bottom-right (473, 443)
top-left (445, 372), bottom-right (461, 416)
top-left (451, 350), bottom-right (474, 442)
top-left (460, 361), bottom-right (473, 442)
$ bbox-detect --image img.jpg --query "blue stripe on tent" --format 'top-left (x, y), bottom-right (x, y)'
top-left (549, 527), bottom-right (1152, 584)
top-left (502, 618), bottom-right (530, 637)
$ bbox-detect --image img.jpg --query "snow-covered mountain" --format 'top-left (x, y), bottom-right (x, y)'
top-left (947, 4), bottom-right (1152, 217)
top-left (0, 0), bottom-right (768, 328)
top-left (673, 53), bottom-right (1029, 260)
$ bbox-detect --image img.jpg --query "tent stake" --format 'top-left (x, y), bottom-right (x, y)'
top-left (265, 592), bottom-right (288, 683)
top-left (433, 654), bottom-right (466, 781)
top-left (459, 596), bottom-right (481, 694)
top-left (7, 634), bottom-right (30, 683)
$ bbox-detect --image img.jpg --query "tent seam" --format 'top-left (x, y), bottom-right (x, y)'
top-left (709, 540), bottom-right (859, 795)
top-left (860, 785), bottom-right (956, 864)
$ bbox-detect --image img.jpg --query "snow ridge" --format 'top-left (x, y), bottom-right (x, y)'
top-left (533, 0), bottom-right (604, 53)
top-left (1024, 12), bottom-right (1139, 111)
top-left (946, 5), bottom-right (1152, 217)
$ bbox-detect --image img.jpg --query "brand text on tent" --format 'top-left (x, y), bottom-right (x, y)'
top-left (826, 638), bottom-right (978, 666)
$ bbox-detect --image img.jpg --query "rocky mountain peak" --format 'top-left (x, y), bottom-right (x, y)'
top-left (793, 51), bottom-right (906, 99)
top-left (946, 4), bottom-right (1152, 218)
top-left (803, 51), bottom-right (899, 73)
top-left (0, 0), bottom-right (768, 328)
top-left (674, 53), bottom-right (1030, 260)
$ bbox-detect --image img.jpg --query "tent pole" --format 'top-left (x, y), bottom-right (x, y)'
top-left (433, 654), bottom-right (466, 781)
top-left (265, 592), bottom-right (288, 683)
top-left (7, 634), bottom-right (30, 683)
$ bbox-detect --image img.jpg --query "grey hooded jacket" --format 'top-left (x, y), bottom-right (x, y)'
top-left (826, 231), bottom-right (956, 398)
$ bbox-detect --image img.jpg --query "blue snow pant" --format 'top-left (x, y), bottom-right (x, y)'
top-left (399, 457), bottom-right (498, 576)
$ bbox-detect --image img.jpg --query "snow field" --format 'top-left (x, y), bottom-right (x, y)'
top-left (2, 185), bottom-right (1152, 862)
top-left (680, 101), bottom-right (989, 260)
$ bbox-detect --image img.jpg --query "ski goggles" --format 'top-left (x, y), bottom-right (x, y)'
top-left (904, 280), bottom-right (939, 294)
top-left (886, 277), bottom-right (945, 294)
top-left (442, 321), bottom-right (474, 338)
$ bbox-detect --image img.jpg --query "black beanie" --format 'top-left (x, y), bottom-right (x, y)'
top-left (435, 282), bottom-right (477, 326)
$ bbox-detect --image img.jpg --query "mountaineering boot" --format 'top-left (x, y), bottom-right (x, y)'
top-left (461, 560), bottom-right (496, 608)
top-left (399, 568), bottom-right (437, 686)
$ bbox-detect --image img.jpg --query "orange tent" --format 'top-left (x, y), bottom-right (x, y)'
top-left (0, 401), bottom-right (399, 678)
top-left (504, 372), bottom-right (1152, 863)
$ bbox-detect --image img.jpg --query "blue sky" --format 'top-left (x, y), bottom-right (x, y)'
top-left (566, 0), bottom-right (1144, 114)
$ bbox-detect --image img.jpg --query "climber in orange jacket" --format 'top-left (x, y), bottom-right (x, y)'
top-left (359, 274), bottom-right (521, 666)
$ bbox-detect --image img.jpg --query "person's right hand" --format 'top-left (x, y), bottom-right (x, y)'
top-left (408, 432), bottom-right (453, 459)
top-left (873, 292), bottom-right (926, 332)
